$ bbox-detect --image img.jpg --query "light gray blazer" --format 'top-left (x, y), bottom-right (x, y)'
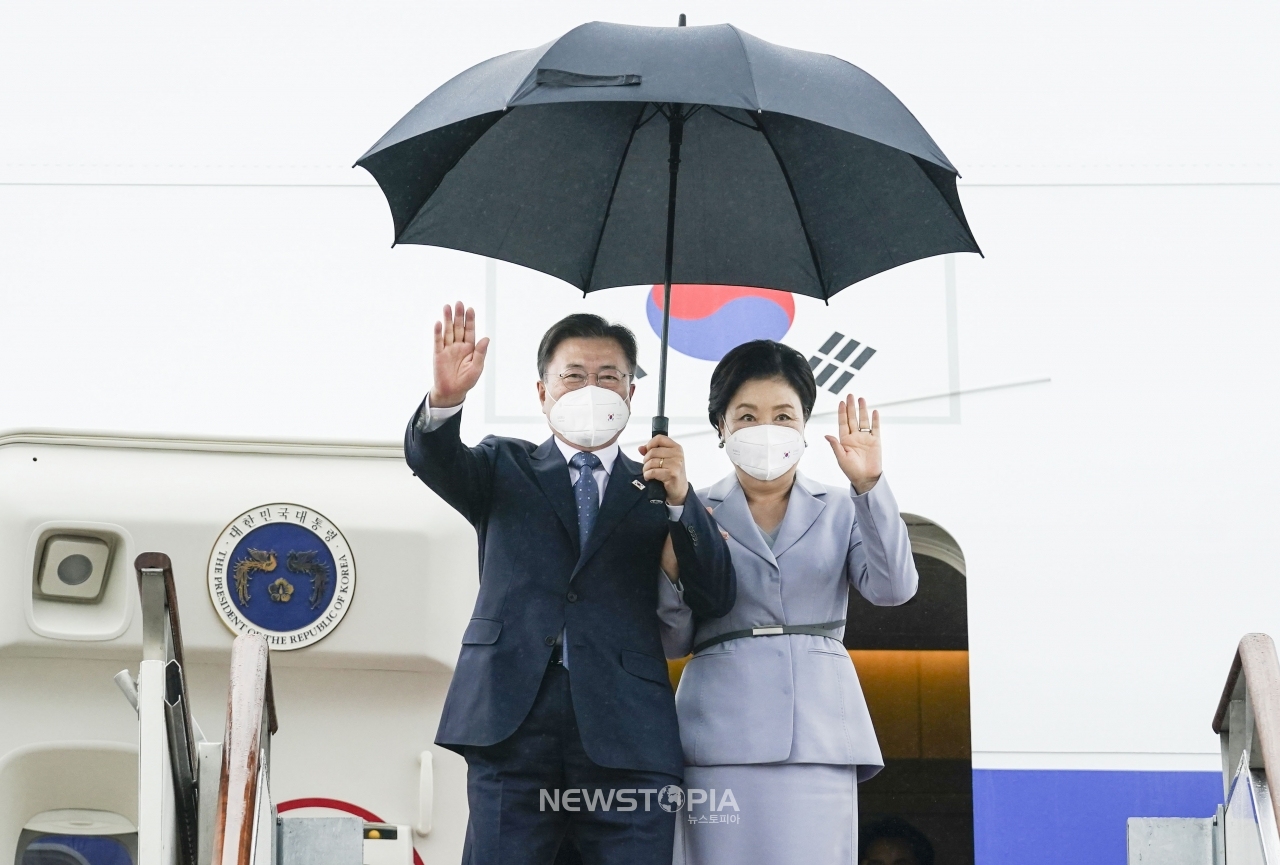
top-left (659, 471), bottom-right (918, 779)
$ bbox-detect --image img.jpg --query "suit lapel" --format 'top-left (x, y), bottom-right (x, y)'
top-left (572, 451), bottom-right (646, 578)
top-left (770, 472), bottom-right (827, 560)
top-left (530, 438), bottom-right (580, 552)
top-left (708, 473), bottom-right (777, 569)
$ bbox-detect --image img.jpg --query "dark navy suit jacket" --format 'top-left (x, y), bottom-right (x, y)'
top-left (405, 407), bottom-right (735, 777)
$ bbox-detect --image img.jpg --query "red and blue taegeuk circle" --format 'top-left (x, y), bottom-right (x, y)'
top-left (645, 285), bottom-right (796, 361)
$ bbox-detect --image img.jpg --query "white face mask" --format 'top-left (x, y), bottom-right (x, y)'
top-left (724, 424), bottom-right (805, 481)
top-left (547, 385), bottom-right (631, 449)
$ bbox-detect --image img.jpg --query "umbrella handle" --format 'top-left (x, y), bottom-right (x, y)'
top-left (646, 480), bottom-right (667, 505)
top-left (647, 416), bottom-right (668, 504)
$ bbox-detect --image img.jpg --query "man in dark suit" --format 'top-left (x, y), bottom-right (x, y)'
top-left (406, 302), bottom-right (735, 865)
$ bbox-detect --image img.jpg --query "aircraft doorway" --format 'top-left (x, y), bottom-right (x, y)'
top-left (847, 514), bottom-right (972, 865)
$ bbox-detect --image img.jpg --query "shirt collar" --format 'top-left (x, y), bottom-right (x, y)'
top-left (554, 437), bottom-right (618, 474)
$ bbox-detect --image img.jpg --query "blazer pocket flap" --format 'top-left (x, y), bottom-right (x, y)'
top-left (461, 617), bottom-right (503, 645)
top-left (621, 650), bottom-right (670, 685)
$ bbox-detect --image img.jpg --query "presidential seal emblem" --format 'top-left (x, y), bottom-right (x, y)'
top-left (207, 504), bottom-right (355, 650)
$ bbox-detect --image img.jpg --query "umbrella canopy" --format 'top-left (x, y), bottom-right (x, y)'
top-left (359, 18), bottom-right (980, 466)
top-left (356, 20), bottom-right (980, 301)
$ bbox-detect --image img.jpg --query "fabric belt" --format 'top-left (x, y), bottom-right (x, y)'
top-left (691, 619), bottom-right (847, 655)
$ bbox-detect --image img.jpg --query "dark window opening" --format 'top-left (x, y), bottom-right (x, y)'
top-left (848, 516), bottom-right (972, 865)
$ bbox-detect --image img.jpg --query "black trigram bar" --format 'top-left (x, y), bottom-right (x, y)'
top-left (818, 332), bottom-right (844, 354)
top-left (834, 339), bottom-right (861, 362)
top-left (635, 365), bottom-right (648, 379)
top-left (850, 347), bottom-right (876, 370)
top-left (828, 371), bottom-right (855, 394)
top-left (814, 364), bottom-right (838, 386)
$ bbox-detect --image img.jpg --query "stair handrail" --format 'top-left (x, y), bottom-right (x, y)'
top-left (209, 634), bottom-right (276, 865)
top-left (1212, 633), bottom-right (1280, 832)
top-left (136, 552), bottom-right (200, 864)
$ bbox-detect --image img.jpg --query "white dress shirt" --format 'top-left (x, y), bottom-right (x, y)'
top-left (418, 394), bottom-right (687, 667)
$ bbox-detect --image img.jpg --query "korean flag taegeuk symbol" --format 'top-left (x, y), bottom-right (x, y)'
top-left (646, 285), bottom-right (795, 361)
top-left (207, 504), bottom-right (355, 650)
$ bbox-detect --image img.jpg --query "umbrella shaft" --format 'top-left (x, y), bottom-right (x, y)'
top-left (654, 107), bottom-right (685, 435)
top-left (656, 279), bottom-right (672, 433)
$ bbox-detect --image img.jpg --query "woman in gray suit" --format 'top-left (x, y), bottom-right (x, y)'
top-left (655, 340), bottom-right (919, 865)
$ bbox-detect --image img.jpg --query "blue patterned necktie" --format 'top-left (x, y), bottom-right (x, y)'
top-left (568, 451), bottom-right (603, 549)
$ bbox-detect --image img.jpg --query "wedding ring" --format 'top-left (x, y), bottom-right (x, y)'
top-left (659, 458), bottom-right (665, 468)
top-left (859, 427), bottom-right (872, 433)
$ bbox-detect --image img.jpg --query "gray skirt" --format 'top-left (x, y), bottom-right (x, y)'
top-left (673, 764), bottom-right (858, 865)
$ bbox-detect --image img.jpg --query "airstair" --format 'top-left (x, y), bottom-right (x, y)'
top-left (11, 545), bottom-right (1280, 865)
top-left (13, 551), bottom-right (414, 865)
top-left (1128, 634), bottom-right (1280, 864)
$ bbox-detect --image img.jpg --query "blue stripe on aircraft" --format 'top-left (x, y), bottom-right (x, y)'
top-left (973, 769), bottom-right (1222, 865)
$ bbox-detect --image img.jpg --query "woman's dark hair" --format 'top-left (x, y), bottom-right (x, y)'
top-left (536, 313), bottom-right (638, 378)
top-left (858, 817), bottom-right (935, 865)
top-left (708, 339), bottom-right (817, 431)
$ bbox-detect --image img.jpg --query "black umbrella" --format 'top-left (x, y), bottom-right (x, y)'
top-left (357, 17), bottom-right (979, 458)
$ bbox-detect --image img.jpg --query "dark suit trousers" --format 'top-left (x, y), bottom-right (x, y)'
top-left (462, 662), bottom-right (680, 865)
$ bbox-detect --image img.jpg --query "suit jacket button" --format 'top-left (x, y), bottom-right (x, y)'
top-left (544, 636), bottom-right (556, 646)
top-left (567, 592), bottom-right (578, 603)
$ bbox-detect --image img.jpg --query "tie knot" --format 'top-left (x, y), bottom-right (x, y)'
top-left (570, 451), bottom-right (603, 472)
